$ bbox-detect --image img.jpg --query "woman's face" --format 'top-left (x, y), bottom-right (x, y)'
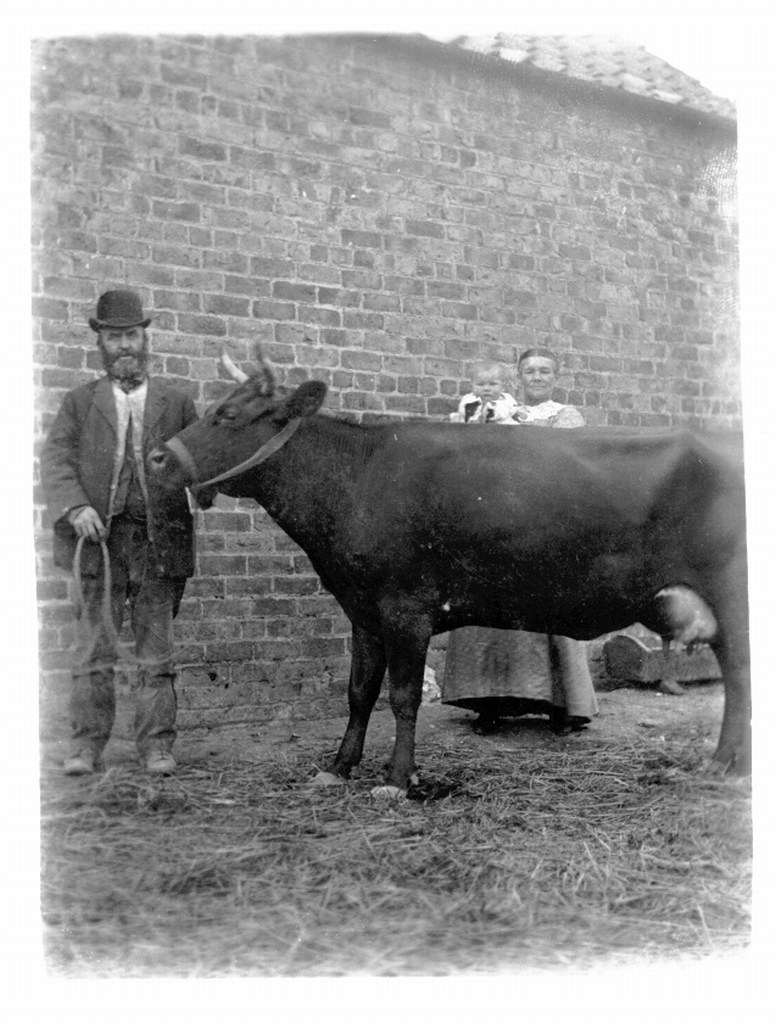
top-left (518, 356), bottom-right (556, 405)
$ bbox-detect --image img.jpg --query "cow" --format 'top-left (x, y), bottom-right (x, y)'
top-left (147, 357), bottom-right (750, 795)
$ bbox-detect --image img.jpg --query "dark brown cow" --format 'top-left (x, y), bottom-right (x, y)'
top-left (148, 367), bottom-right (749, 794)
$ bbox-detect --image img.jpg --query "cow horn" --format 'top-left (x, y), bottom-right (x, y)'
top-left (254, 343), bottom-right (277, 395)
top-left (220, 348), bottom-right (249, 384)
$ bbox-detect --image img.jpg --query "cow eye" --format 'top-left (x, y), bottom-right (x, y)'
top-left (214, 404), bottom-right (238, 422)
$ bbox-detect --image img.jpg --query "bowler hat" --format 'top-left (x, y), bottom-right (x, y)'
top-left (89, 290), bottom-right (151, 331)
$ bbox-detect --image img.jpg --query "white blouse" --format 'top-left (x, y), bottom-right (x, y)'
top-left (514, 400), bottom-right (585, 429)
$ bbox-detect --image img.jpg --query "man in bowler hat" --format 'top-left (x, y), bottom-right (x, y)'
top-left (41, 289), bottom-right (198, 775)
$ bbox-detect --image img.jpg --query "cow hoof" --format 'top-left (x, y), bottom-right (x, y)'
top-left (658, 679), bottom-right (685, 696)
top-left (311, 771), bottom-right (346, 787)
top-left (370, 785), bottom-right (407, 801)
top-left (703, 757), bottom-right (751, 780)
top-left (703, 758), bottom-right (727, 778)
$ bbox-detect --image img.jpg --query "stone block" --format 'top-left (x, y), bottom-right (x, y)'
top-left (604, 634), bottom-right (721, 684)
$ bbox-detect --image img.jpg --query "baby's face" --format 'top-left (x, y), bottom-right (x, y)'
top-left (473, 370), bottom-right (503, 402)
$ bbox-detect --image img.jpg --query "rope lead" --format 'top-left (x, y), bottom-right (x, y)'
top-left (72, 535), bottom-right (119, 646)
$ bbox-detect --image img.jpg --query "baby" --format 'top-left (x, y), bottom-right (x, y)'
top-left (450, 362), bottom-right (519, 424)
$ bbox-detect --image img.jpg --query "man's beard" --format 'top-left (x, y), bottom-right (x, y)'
top-left (99, 343), bottom-right (149, 389)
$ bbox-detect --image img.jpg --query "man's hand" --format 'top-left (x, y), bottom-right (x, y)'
top-left (68, 506), bottom-right (107, 542)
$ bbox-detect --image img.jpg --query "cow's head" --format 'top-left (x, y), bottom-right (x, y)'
top-left (148, 349), bottom-right (327, 507)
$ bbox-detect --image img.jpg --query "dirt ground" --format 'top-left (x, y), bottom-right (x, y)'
top-left (42, 678), bottom-right (724, 775)
top-left (205, 680), bottom-right (722, 765)
top-left (39, 675), bottom-right (754, 981)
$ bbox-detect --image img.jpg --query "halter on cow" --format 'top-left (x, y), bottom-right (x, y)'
top-left (148, 351), bottom-right (750, 794)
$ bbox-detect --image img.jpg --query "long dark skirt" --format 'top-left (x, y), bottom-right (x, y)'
top-left (441, 627), bottom-right (599, 723)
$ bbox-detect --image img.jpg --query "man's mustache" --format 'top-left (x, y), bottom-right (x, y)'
top-left (99, 344), bottom-right (148, 377)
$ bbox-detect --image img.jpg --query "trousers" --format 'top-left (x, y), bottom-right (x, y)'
top-left (70, 516), bottom-right (187, 759)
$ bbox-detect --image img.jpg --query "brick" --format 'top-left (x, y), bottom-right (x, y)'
top-left (272, 281), bottom-right (317, 303)
top-left (296, 302), bottom-right (342, 325)
top-left (204, 294), bottom-right (251, 317)
top-left (203, 641), bottom-right (257, 663)
top-left (341, 350), bottom-right (383, 372)
top-left (406, 220), bottom-right (445, 239)
top-left (384, 394), bottom-right (427, 414)
top-left (251, 300), bottom-right (296, 321)
top-left (160, 63), bottom-right (208, 90)
top-left (427, 397), bottom-right (456, 416)
top-left (382, 354), bottom-right (424, 376)
top-left (246, 555), bottom-right (295, 575)
top-left (274, 576), bottom-right (322, 596)
top-left (315, 329), bottom-right (346, 348)
top-left (32, 297), bottom-right (70, 321)
top-left (343, 312), bottom-right (385, 330)
top-left (222, 275), bottom-right (270, 297)
top-left (100, 145), bottom-right (140, 169)
top-left (347, 107), bottom-right (392, 129)
top-left (197, 554), bottom-right (248, 575)
top-left (440, 301), bottom-right (477, 320)
top-left (37, 579), bottom-right (69, 602)
top-left (203, 249), bottom-right (250, 274)
top-left (246, 255), bottom-right (293, 277)
top-left (177, 314), bottom-right (227, 336)
top-left (153, 289), bottom-right (203, 313)
top-left (317, 287), bottom-right (360, 307)
top-left (180, 181), bottom-right (227, 206)
top-left (341, 229), bottom-right (383, 248)
top-left (341, 269), bottom-right (384, 290)
top-left (332, 371), bottom-right (354, 389)
top-left (300, 637), bottom-right (348, 658)
top-left (362, 293), bottom-right (400, 312)
top-left (251, 597), bottom-right (298, 617)
top-left (152, 201), bottom-right (201, 223)
top-left (423, 357), bottom-right (464, 378)
top-left (200, 598), bottom-right (253, 619)
top-left (201, 511), bottom-right (253, 532)
top-left (151, 244), bottom-right (201, 268)
top-left (179, 136), bottom-right (228, 161)
top-left (47, 229), bottom-right (98, 253)
top-left (251, 640), bottom-right (299, 663)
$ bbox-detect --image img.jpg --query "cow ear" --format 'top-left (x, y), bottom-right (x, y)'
top-left (273, 380), bottom-right (327, 422)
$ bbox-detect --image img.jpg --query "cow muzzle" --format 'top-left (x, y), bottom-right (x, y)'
top-left (149, 438), bottom-right (199, 488)
top-left (147, 441), bottom-right (218, 511)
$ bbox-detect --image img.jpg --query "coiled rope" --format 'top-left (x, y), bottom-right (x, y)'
top-left (72, 536), bottom-right (119, 650)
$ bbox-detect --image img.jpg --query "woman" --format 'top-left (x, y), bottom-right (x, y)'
top-left (441, 347), bottom-right (599, 735)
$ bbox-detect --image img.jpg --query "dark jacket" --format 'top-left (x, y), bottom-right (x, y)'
top-left (41, 376), bottom-right (198, 577)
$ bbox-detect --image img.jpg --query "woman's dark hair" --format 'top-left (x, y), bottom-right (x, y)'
top-left (517, 347), bottom-right (560, 374)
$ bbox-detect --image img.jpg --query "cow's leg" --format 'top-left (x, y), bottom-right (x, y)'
top-left (707, 568), bottom-right (751, 776)
top-left (709, 643), bottom-right (751, 775)
top-left (376, 619), bottom-right (431, 796)
top-left (322, 625), bottom-right (386, 783)
top-left (709, 632), bottom-right (751, 776)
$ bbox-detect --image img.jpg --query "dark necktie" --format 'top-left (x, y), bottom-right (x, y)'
top-left (113, 414), bottom-right (145, 521)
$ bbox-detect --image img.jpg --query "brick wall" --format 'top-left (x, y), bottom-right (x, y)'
top-left (32, 34), bottom-right (740, 738)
